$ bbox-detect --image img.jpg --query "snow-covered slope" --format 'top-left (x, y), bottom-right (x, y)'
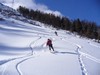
top-left (0, 3), bottom-right (20, 18)
top-left (0, 3), bottom-right (100, 75)
top-left (0, 3), bottom-right (41, 26)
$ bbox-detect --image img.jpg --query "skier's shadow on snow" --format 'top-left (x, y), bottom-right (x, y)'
top-left (53, 51), bottom-right (77, 55)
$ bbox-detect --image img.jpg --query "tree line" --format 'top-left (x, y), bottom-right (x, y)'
top-left (17, 6), bottom-right (100, 42)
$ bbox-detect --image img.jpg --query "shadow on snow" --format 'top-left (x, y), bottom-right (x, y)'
top-left (52, 51), bottom-right (78, 55)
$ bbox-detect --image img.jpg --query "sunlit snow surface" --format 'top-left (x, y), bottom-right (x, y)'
top-left (0, 17), bottom-right (100, 75)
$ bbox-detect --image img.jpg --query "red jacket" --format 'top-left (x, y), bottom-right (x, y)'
top-left (47, 39), bottom-right (52, 45)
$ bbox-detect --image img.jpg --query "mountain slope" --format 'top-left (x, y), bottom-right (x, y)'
top-left (0, 3), bottom-right (100, 75)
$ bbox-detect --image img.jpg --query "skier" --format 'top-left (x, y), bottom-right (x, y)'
top-left (55, 31), bottom-right (58, 36)
top-left (46, 39), bottom-right (54, 51)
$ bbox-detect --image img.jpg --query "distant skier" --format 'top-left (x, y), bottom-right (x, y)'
top-left (46, 39), bottom-right (54, 51)
top-left (55, 31), bottom-right (58, 36)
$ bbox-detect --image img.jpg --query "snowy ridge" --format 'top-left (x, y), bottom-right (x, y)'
top-left (0, 3), bottom-right (43, 27)
top-left (0, 3), bottom-right (20, 18)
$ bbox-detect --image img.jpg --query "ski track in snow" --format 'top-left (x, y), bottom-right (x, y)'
top-left (61, 38), bottom-right (100, 75)
top-left (88, 42), bottom-right (100, 48)
top-left (0, 54), bottom-right (32, 75)
top-left (80, 51), bottom-right (100, 63)
top-left (16, 37), bottom-right (42, 75)
top-left (1, 55), bottom-right (31, 75)
top-left (77, 46), bottom-right (88, 75)
top-left (1, 64), bottom-right (8, 75)
top-left (29, 37), bottom-right (42, 55)
top-left (76, 42), bottom-right (100, 63)
top-left (75, 43), bottom-right (100, 75)
top-left (1, 37), bottom-right (43, 75)
top-left (60, 38), bottom-right (88, 75)
top-left (74, 44), bottom-right (100, 75)
top-left (16, 56), bottom-right (34, 75)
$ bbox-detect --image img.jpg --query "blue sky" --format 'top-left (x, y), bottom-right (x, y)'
top-left (35, 0), bottom-right (100, 25)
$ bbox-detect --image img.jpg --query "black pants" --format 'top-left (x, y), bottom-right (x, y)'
top-left (49, 44), bottom-right (54, 51)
